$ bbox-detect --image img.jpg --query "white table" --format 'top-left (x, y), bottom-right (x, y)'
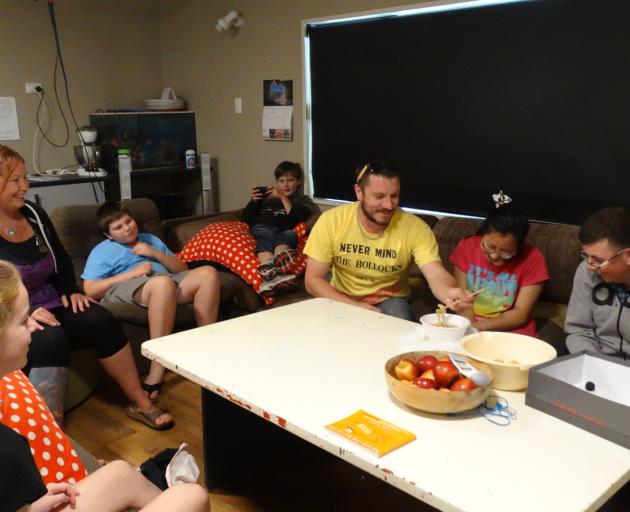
top-left (142, 298), bottom-right (630, 512)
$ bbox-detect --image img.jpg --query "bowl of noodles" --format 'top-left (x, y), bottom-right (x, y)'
top-left (420, 312), bottom-right (470, 344)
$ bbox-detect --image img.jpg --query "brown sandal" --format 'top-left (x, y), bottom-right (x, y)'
top-left (126, 403), bottom-right (174, 431)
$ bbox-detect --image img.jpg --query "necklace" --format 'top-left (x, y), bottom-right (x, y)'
top-left (356, 208), bottom-right (385, 241)
top-left (3, 226), bottom-right (18, 237)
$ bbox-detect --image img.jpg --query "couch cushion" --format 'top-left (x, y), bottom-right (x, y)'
top-left (163, 209), bottom-right (244, 252)
top-left (526, 222), bottom-right (580, 304)
top-left (178, 221), bottom-right (310, 302)
top-left (0, 371), bottom-right (88, 485)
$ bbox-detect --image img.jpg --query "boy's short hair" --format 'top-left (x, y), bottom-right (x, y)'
top-left (274, 161), bottom-right (303, 181)
top-left (96, 201), bottom-right (134, 234)
top-left (579, 207), bottom-right (630, 248)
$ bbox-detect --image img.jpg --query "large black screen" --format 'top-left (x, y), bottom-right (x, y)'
top-left (307, 0), bottom-right (630, 224)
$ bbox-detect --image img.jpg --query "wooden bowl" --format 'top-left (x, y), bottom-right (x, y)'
top-left (385, 351), bottom-right (494, 414)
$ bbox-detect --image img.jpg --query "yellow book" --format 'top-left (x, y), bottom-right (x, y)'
top-left (325, 410), bottom-right (416, 457)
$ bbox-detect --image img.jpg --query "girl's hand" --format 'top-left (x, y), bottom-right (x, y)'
top-left (30, 482), bottom-right (80, 511)
top-left (30, 307), bottom-right (59, 328)
top-left (61, 293), bottom-right (96, 314)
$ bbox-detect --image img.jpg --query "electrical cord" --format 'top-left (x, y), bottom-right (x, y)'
top-left (34, 88), bottom-right (69, 148)
top-left (47, 0), bottom-right (84, 144)
top-left (32, 90), bottom-right (45, 173)
top-left (46, 1), bottom-right (104, 203)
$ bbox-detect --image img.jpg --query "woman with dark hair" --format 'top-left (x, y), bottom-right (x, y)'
top-left (449, 192), bottom-right (549, 337)
top-left (0, 145), bottom-right (172, 429)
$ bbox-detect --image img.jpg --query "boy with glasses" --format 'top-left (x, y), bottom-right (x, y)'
top-left (566, 207), bottom-right (630, 359)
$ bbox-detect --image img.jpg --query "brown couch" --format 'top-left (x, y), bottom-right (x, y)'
top-left (52, 199), bottom-right (579, 374)
top-left (153, 206), bottom-right (581, 348)
top-left (50, 199), bottom-right (261, 373)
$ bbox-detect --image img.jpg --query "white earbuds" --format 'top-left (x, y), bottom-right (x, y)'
top-left (216, 11), bottom-right (244, 32)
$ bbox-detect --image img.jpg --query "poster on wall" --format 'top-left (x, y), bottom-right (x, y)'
top-left (0, 97), bottom-right (20, 141)
top-left (262, 79), bottom-right (293, 141)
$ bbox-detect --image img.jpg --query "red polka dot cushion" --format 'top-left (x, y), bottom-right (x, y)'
top-left (0, 370), bottom-right (88, 485)
top-left (177, 221), bottom-right (310, 301)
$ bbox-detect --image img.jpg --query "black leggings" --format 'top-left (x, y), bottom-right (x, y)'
top-left (26, 303), bottom-right (127, 368)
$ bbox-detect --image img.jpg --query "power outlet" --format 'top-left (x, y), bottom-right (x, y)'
top-left (25, 82), bottom-right (43, 94)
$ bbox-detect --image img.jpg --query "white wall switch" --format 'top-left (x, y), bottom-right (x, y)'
top-left (234, 97), bottom-right (242, 114)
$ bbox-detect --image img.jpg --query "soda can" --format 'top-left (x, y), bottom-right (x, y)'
top-left (185, 149), bottom-right (197, 169)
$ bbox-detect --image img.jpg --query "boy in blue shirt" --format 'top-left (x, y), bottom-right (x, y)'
top-left (82, 202), bottom-right (220, 411)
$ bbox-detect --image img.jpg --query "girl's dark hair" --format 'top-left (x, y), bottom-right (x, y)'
top-left (476, 204), bottom-right (530, 251)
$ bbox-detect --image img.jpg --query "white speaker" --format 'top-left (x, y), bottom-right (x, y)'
top-left (200, 152), bottom-right (216, 213)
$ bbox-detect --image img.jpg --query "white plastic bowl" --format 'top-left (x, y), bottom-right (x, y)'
top-left (458, 331), bottom-right (557, 391)
top-left (77, 128), bottom-right (97, 144)
top-left (420, 313), bottom-right (470, 344)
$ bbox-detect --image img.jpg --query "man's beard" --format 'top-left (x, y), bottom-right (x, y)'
top-left (360, 201), bottom-right (394, 226)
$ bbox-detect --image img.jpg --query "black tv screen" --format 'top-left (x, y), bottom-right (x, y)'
top-left (306, 0), bottom-right (630, 224)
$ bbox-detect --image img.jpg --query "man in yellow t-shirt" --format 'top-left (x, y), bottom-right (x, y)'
top-left (304, 159), bottom-right (472, 320)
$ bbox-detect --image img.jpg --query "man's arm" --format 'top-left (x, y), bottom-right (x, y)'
top-left (453, 267), bottom-right (474, 321)
top-left (305, 257), bottom-right (379, 312)
top-left (420, 261), bottom-right (473, 311)
top-left (565, 264), bottom-right (599, 353)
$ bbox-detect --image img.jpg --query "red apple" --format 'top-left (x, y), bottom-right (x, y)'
top-left (413, 377), bottom-right (438, 390)
top-left (416, 355), bottom-right (438, 373)
top-left (420, 369), bottom-right (435, 381)
top-left (450, 377), bottom-right (477, 392)
top-left (433, 361), bottom-right (460, 388)
top-left (394, 358), bottom-right (420, 381)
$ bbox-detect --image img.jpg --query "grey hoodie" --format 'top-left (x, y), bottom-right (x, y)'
top-left (565, 261), bottom-right (630, 359)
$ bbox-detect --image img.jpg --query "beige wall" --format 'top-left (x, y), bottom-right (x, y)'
top-left (0, 0), bottom-right (163, 171)
top-left (2, 0), bottom-right (428, 210)
top-left (157, 0), bottom-right (428, 211)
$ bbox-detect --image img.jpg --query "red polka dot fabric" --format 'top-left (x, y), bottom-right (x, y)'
top-left (177, 221), bottom-right (310, 304)
top-left (0, 370), bottom-right (88, 485)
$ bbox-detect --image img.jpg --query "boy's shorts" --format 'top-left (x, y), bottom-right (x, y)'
top-left (100, 271), bottom-right (190, 308)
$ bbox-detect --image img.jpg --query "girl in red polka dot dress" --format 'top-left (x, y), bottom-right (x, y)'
top-left (0, 261), bottom-right (210, 512)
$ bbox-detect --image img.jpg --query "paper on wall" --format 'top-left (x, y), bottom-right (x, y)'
top-left (0, 97), bottom-right (20, 141)
top-left (263, 106), bottom-right (292, 141)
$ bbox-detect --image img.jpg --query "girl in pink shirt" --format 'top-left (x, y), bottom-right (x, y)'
top-left (449, 198), bottom-right (548, 337)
